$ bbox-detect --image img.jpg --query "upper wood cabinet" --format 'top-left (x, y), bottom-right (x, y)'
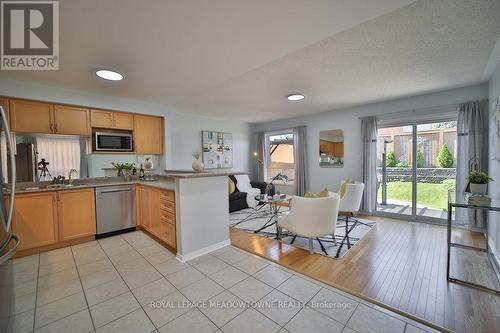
top-left (54, 105), bottom-right (90, 135)
top-left (10, 99), bottom-right (54, 134)
top-left (12, 192), bottom-right (58, 250)
top-left (6, 97), bottom-right (164, 155)
top-left (0, 97), bottom-right (10, 125)
top-left (58, 188), bottom-right (96, 241)
top-left (10, 99), bottom-right (90, 135)
top-left (114, 113), bottom-right (134, 130)
top-left (134, 115), bottom-right (163, 154)
top-left (91, 109), bottom-right (134, 130)
top-left (90, 109), bottom-right (113, 128)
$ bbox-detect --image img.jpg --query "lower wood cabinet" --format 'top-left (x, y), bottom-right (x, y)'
top-left (58, 188), bottom-right (96, 241)
top-left (138, 185), bottom-right (176, 249)
top-left (12, 188), bottom-right (96, 251)
top-left (12, 192), bottom-right (58, 251)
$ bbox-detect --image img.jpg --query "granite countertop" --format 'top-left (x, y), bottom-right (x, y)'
top-left (163, 170), bottom-right (246, 178)
top-left (9, 176), bottom-right (176, 194)
top-left (8, 170), bottom-right (246, 194)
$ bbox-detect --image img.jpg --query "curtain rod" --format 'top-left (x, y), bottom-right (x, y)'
top-left (359, 99), bottom-right (489, 120)
top-left (358, 102), bottom-right (460, 120)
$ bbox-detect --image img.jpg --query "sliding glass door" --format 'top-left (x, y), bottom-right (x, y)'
top-left (376, 120), bottom-right (457, 223)
top-left (377, 125), bottom-right (414, 217)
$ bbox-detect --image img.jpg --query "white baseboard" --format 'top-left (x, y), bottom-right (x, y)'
top-left (176, 239), bottom-right (231, 262)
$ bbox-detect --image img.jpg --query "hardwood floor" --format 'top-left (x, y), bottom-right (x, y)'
top-left (230, 216), bottom-right (500, 333)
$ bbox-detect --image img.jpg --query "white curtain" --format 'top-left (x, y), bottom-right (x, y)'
top-left (256, 132), bottom-right (266, 182)
top-left (456, 100), bottom-right (488, 227)
top-left (36, 136), bottom-right (81, 180)
top-left (293, 126), bottom-right (308, 196)
top-left (262, 133), bottom-right (271, 182)
top-left (361, 116), bottom-right (378, 214)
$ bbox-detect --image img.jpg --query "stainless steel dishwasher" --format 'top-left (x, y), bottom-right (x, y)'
top-left (95, 185), bottom-right (136, 236)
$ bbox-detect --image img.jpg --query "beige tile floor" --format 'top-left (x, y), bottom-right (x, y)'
top-left (6, 230), bottom-right (440, 333)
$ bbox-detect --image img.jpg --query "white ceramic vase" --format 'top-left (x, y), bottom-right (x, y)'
top-left (192, 158), bottom-right (204, 172)
top-left (470, 183), bottom-right (487, 194)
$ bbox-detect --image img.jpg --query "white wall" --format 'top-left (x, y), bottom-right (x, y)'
top-left (488, 62), bottom-right (500, 262)
top-left (0, 79), bottom-right (252, 176)
top-left (253, 84), bottom-right (489, 193)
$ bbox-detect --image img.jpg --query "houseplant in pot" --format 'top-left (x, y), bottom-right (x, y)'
top-left (467, 171), bottom-right (493, 194)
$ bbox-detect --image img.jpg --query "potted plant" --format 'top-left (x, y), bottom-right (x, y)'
top-left (112, 162), bottom-right (136, 180)
top-left (467, 171), bottom-right (493, 194)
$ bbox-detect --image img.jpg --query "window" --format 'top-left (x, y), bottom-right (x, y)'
top-left (266, 132), bottom-right (295, 184)
top-left (36, 136), bottom-right (81, 180)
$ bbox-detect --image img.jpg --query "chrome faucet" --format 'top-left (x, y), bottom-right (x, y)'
top-left (68, 169), bottom-right (78, 185)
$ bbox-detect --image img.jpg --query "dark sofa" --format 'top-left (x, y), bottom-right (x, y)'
top-left (228, 175), bottom-right (275, 213)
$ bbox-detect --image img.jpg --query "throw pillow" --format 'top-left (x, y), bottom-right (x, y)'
top-left (339, 179), bottom-right (353, 198)
top-left (228, 178), bottom-right (236, 193)
top-left (234, 174), bottom-right (252, 192)
top-left (304, 188), bottom-right (329, 198)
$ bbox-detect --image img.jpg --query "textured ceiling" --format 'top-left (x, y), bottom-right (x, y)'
top-left (0, 0), bottom-right (499, 123)
top-left (176, 0), bottom-right (500, 122)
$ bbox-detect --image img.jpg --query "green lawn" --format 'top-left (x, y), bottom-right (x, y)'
top-left (377, 181), bottom-right (455, 211)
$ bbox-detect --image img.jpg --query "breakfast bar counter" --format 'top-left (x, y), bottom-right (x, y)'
top-left (164, 170), bottom-right (245, 261)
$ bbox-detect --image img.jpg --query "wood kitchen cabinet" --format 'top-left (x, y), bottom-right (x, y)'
top-left (138, 185), bottom-right (176, 250)
top-left (11, 192), bottom-right (58, 250)
top-left (134, 115), bottom-right (163, 154)
top-left (0, 97), bottom-right (10, 125)
top-left (10, 98), bottom-right (91, 135)
top-left (320, 140), bottom-right (344, 157)
top-left (53, 105), bottom-right (91, 135)
top-left (138, 185), bottom-right (152, 230)
top-left (58, 188), bottom-right (96, 241)
top-left (10, 99), bottom-right (54, 134)
top-left (11, 188), bottom-right (96, 252)
top-left (91, 109), bottom-right (134, 130)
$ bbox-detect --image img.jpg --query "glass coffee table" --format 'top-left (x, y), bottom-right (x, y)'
top-left (252, 194), bottom-right (292, 236)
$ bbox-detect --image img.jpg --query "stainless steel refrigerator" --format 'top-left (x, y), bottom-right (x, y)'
top-left (0, 106), bottom-right (18, 332)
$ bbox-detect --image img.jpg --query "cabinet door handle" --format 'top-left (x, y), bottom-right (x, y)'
top-left (54, 124), bottom-right (58, 132)
top-left (50, 123), bottom-right (54, 132)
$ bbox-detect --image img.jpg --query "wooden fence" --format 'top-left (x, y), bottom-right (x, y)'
top-left (378, 128), bottom-right (456, 167)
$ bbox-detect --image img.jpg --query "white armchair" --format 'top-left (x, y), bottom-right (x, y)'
top-left (277, 193), bottom-right (340, 254)
top-left (339, 182), bottom-right (364, 214)
top-left (338, 182), bottom-right (365, 249)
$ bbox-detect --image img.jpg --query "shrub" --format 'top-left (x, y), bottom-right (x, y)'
top-left (416, 148), bottom-right (425, 168)
top-left (396, 160), bottom-right (409, 168)
top-left (386, 151), bottom-right (397, 167)
top-left (437, 144), bottom-right (454, 168)
top-left (467, 171), bottom-right (493, 184)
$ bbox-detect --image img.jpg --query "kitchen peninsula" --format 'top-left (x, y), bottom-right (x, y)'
top-left (165, 170), bottom-right (244, 261)
top-left (10, 170), bottom-right (243, 262)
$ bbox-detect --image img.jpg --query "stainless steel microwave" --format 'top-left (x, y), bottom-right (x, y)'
top-left (95, 132), bottom-right (133, 151)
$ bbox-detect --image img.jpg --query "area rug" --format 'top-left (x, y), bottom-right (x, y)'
top-left (230, 206), bottom-right (376, 259)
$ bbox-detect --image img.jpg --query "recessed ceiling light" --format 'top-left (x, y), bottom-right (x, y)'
top-left (96, 69), bottom-right (124, 81)
top-left (287, 94), bottom-right (304, 101)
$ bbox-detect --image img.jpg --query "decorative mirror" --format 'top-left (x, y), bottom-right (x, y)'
top-left (319, 130), bottom-right (344, 167)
